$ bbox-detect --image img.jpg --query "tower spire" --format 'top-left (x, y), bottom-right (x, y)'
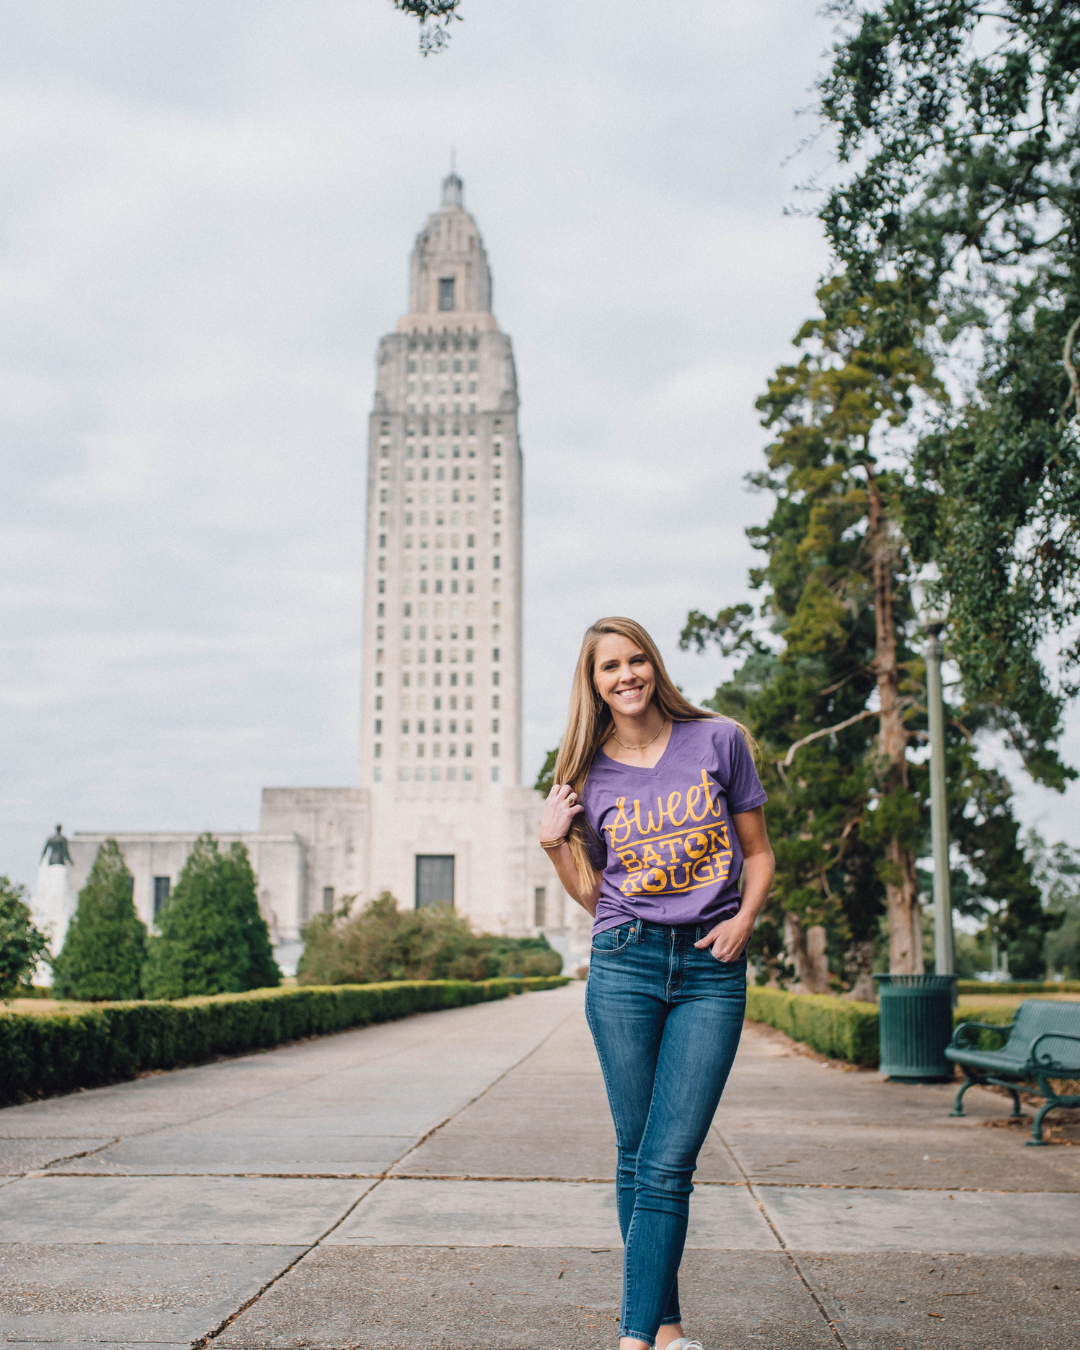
top-left (441, 164), bottom-right (463, 208)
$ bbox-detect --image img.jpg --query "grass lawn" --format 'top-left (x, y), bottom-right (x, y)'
top-left (957, 992), bottom-right (1080, 1010)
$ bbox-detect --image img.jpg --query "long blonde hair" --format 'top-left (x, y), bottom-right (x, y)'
top-left (553, 616), bottom-right (756, 892)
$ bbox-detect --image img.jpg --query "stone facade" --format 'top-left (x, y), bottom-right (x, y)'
top-left (61, 176), bottom-right (590, 977)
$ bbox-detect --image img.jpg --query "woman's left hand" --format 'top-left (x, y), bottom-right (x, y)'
top-left (695, 912), bottom-right (754, 963)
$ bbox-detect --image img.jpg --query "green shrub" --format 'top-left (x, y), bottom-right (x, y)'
top-left (52, 841), bottom-right (147, 1001)
top-left (746, 986), bottom-right (880, 1065)
top-left (142, 835), bottom-right (281, 998)
top-left (745, 989), bottom-right (1061, 1066)
top-left (0, 877), bottom-right (49, 999)
top-left (297, 892), bottom-right (562, 984)
top-left (486, 935), bottom-right (563, 978)
top-left (0, 975), bottom-right (569, 1105)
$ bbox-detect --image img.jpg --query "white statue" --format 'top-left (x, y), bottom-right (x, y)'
top-left (31, 824), bottom-right (77, 975)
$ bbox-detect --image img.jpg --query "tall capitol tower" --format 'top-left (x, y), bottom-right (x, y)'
top-left (360, 171), bottom-right (522, 795)
top-left (63, 175), bottom-right (588, 973)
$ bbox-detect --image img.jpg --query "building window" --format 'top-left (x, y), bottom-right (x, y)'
top-left (416, 854), bottom-right (455, 908)
top-left (322, 886), bottom-right (335, 914)
top-left (439, 277), bottom-right (455, 311)
top-left (491, 766), bottom-right (500, 782)
top-left (153, 876), bottom-right (171, 918)
top-left (534, 886), bottom-right (546, 927)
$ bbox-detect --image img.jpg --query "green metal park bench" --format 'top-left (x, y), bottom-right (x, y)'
top-left (945, 999), bottom-right (1080, 1146)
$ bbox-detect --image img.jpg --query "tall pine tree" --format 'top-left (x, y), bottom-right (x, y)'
top-left (142, 835), bottom-right (280, 999)
top-left (818, 1), bottom-right (1080, 782)
top-left (686, 279), bottom-right (1053, 981)
top-left (686, 279), bottom-right (940, 975)
top-left (52, 840), bottom-right (147, 1001)
top-left (683, 3), bottom-right (1078, 982)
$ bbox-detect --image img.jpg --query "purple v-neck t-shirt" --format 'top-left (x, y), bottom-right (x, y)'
top-left (582, 718), bottom-right (768, 936)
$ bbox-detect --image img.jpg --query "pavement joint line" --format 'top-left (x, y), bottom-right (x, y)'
top-left (27, 1171), bottom-right (1068, 1195)
top-left (709, 1123), bottom-right (851, 1350)
top-left (10, 1136), bottom-right (123, 1179)
top-left (195, 1000), bottom-right (583, 1346)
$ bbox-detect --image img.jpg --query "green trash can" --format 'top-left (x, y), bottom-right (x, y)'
top-left (874, 974), bottom-right (957, 1082)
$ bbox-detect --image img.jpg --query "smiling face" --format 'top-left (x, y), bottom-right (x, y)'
top-left (592, 632), bottom-right (657, 721)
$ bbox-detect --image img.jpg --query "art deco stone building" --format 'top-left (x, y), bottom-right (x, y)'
top-left (66, 175), bottom-right (585, 973)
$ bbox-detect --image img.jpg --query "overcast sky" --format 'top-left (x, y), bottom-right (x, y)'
top-left (2, 0), bottom-right (1077, 890)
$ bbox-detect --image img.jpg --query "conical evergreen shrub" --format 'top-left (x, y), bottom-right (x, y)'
top-left (142, 834), bottom-right (280, 999)
top-left (52, 840), bottom-right (147, 1000)
top-left (220, 840), bottom-right (281, 990)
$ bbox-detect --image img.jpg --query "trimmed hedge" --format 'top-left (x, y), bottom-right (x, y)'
top-left (956, 980), bottom-right (1080, 995)
top-left (745, 986), bottom-right (880, 1066)
top-left (0, 976), bottom-right (569, 1105)
top-left (745, 990), bottom-right (1035, 1067)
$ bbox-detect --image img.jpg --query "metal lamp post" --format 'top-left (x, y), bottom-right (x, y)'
top-left (925, 620), bottom-right (956, 976)
top-left (876, 595), bottom-right (958, 1081)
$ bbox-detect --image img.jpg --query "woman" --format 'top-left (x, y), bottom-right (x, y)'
top-left (540, 617), bottom-right (774, 1350)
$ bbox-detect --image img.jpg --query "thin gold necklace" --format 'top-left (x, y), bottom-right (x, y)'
top-left (609, 718), bottom-right (667, 752)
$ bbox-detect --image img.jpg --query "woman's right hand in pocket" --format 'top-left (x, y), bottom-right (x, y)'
top-left (540, 783), bottom-right (583, 842)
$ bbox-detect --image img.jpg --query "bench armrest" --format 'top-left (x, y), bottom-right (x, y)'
top-left (949, 1019), bottom-right (1014, 1049)
top-left (1030, 1030), bottom-right (1080, 1073)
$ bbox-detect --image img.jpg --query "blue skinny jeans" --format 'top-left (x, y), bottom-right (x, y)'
top-left (585, 919), bottom-right (746, 1346)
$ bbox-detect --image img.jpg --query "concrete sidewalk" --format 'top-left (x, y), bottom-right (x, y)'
top-left (1, 981), bottom-right (1077, 1349)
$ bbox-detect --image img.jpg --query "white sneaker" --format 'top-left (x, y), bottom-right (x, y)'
top-left (663, 1340), bottom-right (704, 1350)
